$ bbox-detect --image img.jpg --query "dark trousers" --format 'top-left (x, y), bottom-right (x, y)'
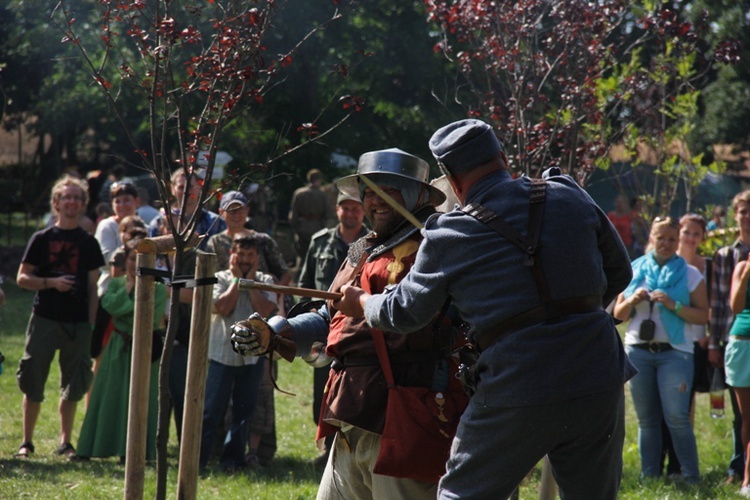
top-left (439, 387), bottom-right (625, 500)
top-left (169, 342), bottom-right (188, 442)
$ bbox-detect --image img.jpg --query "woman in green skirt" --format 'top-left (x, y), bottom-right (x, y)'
top-left (77, 236), bottom-right (167, 460)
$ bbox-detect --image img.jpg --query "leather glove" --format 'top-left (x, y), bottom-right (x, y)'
top-left (231, 312), bottom-right (296, 362)
top-left (231, 313), bottom-right (271, 357)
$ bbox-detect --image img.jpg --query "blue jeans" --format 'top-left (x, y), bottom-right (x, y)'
top-left (200, 358), bottom-right (265, 468)
top-left (626, 346), bottom-right (700, 481)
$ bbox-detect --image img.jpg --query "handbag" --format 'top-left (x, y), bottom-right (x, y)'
top-left (371, 329), bottom-right (467, 484)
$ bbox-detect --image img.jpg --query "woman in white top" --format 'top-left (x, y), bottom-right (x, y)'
top-left (94, 181), bottom-right (140, 296)
top-left (678, 214), bottom-right (712, 393)
top-left (658, 214), bottom-right (710, 476)
top-left (613, 216), bottom-right (709, 483)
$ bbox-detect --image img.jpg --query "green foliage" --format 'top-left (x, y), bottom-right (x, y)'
top-left (250, 1), bottom-right (458, 206)
top-left (2, 0), bottom-right (747, 217)
top-left (0, 286), bottom-right (321, 498)
top-left (602, 4), bottom-right (728, 214)
top-left (698, 67), bottom-right (750, 150)
top-left (682, 1), bottom-right (750, 155)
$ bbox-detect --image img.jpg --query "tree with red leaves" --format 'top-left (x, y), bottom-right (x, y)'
top-left (426, 0), bottom-right (740, 214)
top-left (55, 1), bottom-right (361, 497)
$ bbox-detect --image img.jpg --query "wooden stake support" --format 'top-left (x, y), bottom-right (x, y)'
top-left (124, 252), bottom-right (156, 500)
top-left (176, 252), bottom-right (216, 500)
top-left (136, 232), bottom-right (202, 255)
top-left (539, 455), bottom-right (557, 500)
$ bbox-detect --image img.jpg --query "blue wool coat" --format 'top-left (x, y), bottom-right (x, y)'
top-left (366, 169), bottom-right (637, 407)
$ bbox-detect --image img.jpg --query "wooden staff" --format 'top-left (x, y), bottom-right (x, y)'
top-left (177, 252), bottom-right (216, 500)
top-left (237, 278), bottom-right (342, 301)
top-left (124, 252), bottom-right (156, 500)
top-left (539, 456), bottom-right (558, 499)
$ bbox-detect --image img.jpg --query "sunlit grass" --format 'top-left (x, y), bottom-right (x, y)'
top-left (0, 283), bottom-right (748, 498)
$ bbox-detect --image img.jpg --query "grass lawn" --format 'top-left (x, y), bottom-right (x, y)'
top-left (0, 281), bottom-right (747, 498)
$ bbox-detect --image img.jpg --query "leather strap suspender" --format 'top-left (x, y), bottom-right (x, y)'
top-left (462, 178), bottom-right (549, 307)
top-left (460, 179), bottom-right (602, 351)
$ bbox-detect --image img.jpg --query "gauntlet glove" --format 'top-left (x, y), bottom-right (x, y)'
top-left (231, 312), bottom-right (296, 362)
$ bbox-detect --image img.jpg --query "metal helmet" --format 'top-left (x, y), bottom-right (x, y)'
top-left (335, 148), bottom-right (446, 207)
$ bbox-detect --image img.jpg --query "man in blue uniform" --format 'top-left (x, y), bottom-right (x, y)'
top-left (336, 119), bottom-right (637, 499)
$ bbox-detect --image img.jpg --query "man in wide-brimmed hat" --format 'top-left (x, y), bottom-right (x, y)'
top-left (231, 147), bottom-right (463, 499)
top-left (337, 119), bottom-right (637, 499)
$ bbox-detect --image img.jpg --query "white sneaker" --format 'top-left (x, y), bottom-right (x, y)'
top-left (739, 484), bottom-right (750, 497)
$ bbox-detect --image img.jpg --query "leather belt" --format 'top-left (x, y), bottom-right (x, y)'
top-left (475, 295), bottom-right (603, 352)
top-left (114, 328), bottom-right (133, 343)
top-left (331, 351), bottom-right (433, 371)
top-left (631, 342), bottom-right (673, 353)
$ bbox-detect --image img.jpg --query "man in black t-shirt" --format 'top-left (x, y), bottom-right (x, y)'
top-left (15, 175), bottom-right (104, 459)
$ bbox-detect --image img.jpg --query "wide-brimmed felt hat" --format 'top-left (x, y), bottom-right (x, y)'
top-left (335, 148), bottom-right (446, 206)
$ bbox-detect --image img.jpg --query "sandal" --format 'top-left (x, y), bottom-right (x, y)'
top-left (56, 442), bottom-right (76, 459)
top-left (14, 441), bottom-right (34, 458)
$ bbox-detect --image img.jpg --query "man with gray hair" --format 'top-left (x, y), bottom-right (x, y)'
top-left (336, 119), bottom-right (636, 498)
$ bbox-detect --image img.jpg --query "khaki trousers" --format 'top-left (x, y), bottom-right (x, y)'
top-left (316, 426), bottom-right (437, 500)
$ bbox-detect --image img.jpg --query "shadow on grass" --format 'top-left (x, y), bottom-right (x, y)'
top-left (0, 456), bottom-right (126, 480)
top-left (200, 455), bottom-right (322, 482)
top-left (618, 467), bottom-right (742, 499)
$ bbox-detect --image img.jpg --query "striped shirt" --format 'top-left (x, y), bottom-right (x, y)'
top-left (710, 240), bottom-right (750, 344)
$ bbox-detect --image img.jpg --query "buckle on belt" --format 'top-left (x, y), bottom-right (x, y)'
top-left (648, 343), bottom-right (671, 353)
top-left (634, 342), bottom-right (672, 354)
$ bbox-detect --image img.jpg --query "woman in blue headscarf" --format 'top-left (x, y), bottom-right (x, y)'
top-left (613, 216), bottom-right (708, 484)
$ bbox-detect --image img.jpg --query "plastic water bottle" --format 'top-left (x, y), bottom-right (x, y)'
top-left (710, 369), bottom-right (725, 419)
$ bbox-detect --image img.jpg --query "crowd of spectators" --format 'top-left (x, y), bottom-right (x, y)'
top-left (7, 162), bottom-right (750, 497)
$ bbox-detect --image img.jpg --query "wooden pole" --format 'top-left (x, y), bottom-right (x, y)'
top-left (136, 232), bottom-right (201, 255)
top-left (176, 252), bottom-right (216, 500)
top-left (124, 252), bottom-right (156, 500)
top-left (237, 278), bottom-right (342, 301)
top-left (539, 455), bottom-right (558, 500)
